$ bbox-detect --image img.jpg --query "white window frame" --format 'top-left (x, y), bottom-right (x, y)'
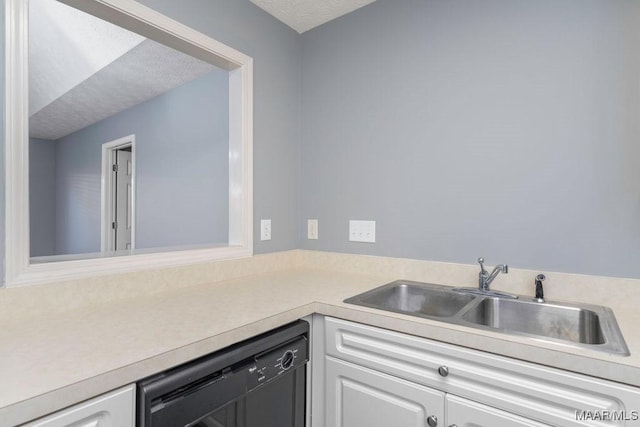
top-left (4, 0), bottom-right (253, 287)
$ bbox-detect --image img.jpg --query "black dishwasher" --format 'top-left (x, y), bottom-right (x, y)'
top-left (137, 320), bottom-right (309, 427)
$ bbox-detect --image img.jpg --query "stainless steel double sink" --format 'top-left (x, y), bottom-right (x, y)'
top-left (344, 280), bottom-right (629, 355)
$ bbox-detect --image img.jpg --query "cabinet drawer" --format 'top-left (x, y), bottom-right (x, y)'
top-left (324, 316), bottom-right (640, 426)
top-left (23, 385), bottom-right (135, 427)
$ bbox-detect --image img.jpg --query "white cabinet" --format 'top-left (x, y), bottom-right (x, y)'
top-left (314, 316), bottom-right (640, 427)
top-left (326, 356), bottom-right (443, 427)
top-left (323, 353), bottom-right (545, 427)
top-left (23, 385), bottom-right (135, 427)
top-left (446, 395), bottom-right (548, 427)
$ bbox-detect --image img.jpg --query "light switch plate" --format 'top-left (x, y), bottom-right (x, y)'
top-left (308, 219), bottom-right (318, 240)
top-left (349, 220), bottom-right (376, 243)
top-left (260, 219), bottom-right (271, 241)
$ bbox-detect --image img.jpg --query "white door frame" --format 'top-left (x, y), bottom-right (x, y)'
top-left (101, 135), bottom-right (136, 252)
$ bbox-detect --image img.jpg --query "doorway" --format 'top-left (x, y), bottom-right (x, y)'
top-left (101, 135), bottom-right (136, 252)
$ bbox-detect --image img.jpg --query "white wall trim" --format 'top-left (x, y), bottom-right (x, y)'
top-left (4, 0), bottom-right (29, 287)
top-left (4, 0), bottom-right (253, 287)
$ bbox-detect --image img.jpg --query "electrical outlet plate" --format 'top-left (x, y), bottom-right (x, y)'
top-left (308, 219), bottom-right (318, 240)
top-left (349, 220), bottom-right (375, 243)
top-left (260, 219), bottom-right (271, 241)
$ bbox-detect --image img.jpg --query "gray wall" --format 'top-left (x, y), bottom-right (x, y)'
top-left (29, 138), bottom-right (56, 256)
top-left (135, 0), bottom-right (302, 254)
top-left (54, 70), bottom-right (229, 255)
top-left (300, 0), bottom-right (640, 278)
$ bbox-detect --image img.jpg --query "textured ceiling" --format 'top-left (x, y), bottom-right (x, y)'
top-left (250, 0), bottom-right (376, 33)
top-left (29, 0), bottom-right (145, 116)
top-left (29, 0), bottom-right (217, 140)
top-left (30, 40), bottom-right (216, 140)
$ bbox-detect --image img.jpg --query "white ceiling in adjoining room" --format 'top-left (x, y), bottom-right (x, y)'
top-left (250, 0), bottom-right (377, 33)
top-left (29, 0), bottom-right (218, 141)
top-left (29, 0), bottom-right (145, 116)
top-left (29, 39), bottom-right (217, 140)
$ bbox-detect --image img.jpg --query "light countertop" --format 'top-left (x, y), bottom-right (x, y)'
top-left (1, 250), bottom-right (639, 426)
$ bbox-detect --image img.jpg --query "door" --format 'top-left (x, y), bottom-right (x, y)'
top-left (446, 395), bottom-right (550, 427)
top-left (114, 149), bottom-right (133, 250)
top-left (101, 135), bottom-right (135, 252)
top-left (326, 356), bottom-right (444, 427)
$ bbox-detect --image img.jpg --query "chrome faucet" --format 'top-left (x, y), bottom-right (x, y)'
top-left (453, 257), bottom-right (517, 299)
top-left (477, 257), bottom-right (508, 291)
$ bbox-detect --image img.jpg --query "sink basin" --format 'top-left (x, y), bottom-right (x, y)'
top-left (344, 280), bottom-right (629, 356)
top-left (461, 298), bottom-right (604, 344)
top-left (344, 281), bottom-right (477, 319)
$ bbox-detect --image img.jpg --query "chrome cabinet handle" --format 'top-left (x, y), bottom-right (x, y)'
top-left (438, 365), bottom-right (449, 377)
top-left (448, 425), bottom-right (458, 427)
top-left (427, 415), bottom-right (438, 427)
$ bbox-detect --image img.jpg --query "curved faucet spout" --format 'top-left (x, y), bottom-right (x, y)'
top-left (487, 264), bottom-right (508, 282)
top-left (478, 258), bottom-right (508, 291)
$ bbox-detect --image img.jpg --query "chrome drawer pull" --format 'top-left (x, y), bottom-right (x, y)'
top-left (438, 365), bottom-right (449, 377)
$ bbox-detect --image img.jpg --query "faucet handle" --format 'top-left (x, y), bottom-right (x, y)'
top-left (477, 257), bottom-right (486, 273)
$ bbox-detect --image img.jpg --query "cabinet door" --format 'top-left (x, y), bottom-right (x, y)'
top-left (446, 395), bottom-right (549, 427)
top-left (23, 385), bottom-right (135, 427)
top-left (326, 356), bottom-right (444, 427)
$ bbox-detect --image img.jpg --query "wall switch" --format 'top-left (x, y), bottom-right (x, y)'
top-left (308, 219), bottom-right (319, 240)
top-left (349, 220), bottom-right (376, 243)
top-left (260, 219), bottom-right (271, 241)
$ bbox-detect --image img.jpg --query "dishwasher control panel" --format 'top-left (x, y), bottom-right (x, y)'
top-left (245, 336), bottom-right (308, 391)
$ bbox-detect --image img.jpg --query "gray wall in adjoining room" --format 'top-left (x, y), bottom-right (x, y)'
top-left (29, 138), bottom-right (57, 257)
top-left (300, 0), bottom-right (640, 278)
top-left (54, 70), bottom-right (229, 255)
